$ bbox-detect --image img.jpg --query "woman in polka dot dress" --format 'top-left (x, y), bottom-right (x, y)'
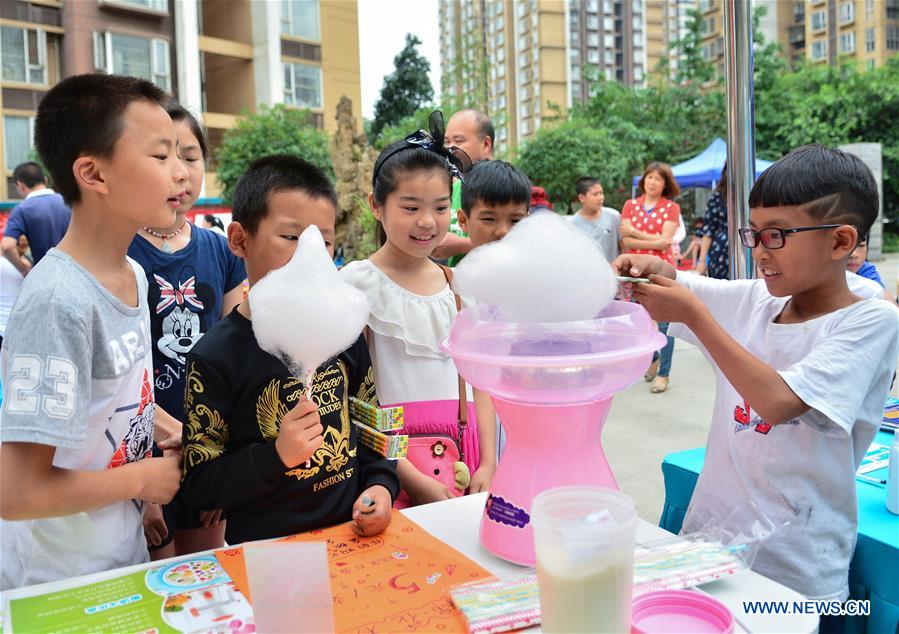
top-left (621, 162), bottom-right (681, 394)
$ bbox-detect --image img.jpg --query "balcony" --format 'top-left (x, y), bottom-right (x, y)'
top-left (788, 26), bottom-right (806, 46)
top-left (793, 2), bottom-right (805, 23)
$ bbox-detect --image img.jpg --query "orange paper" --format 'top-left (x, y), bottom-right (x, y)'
top-left (215, 513), bottom-right (491, 633)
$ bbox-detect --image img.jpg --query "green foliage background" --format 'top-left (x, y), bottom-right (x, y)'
top-left (215, 105), bottom-right (333, 205)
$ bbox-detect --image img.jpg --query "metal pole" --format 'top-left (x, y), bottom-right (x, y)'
top-left (722, 0), bottom-right (755, 280)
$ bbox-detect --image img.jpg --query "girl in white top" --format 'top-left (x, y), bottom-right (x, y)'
top-left (340, 130), bottom-right (495, 507)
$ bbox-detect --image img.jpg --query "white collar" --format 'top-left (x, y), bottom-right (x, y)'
top-left (25, 188), bottom-right (55, 200)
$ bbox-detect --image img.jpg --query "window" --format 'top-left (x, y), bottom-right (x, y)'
top-left (604, 34), bottom-right (613, 48)
top-left (701, 16), bottom-right (715, 35)
top-left (588, 32), bottom-right (599, 46)
top-left (866, 27), bottom-right (876, 51)
top-left (283, 61), bottom-right (322, 108)
top-left (811, 11), bottom-right (826, 32)
top-left (519, 51), bottom-right (528, 67)
top-left (888, 26), bottom-right (899, 50)
top-left (811, 39), bottom-right (827, 59)
top-left (496, 31), bottom-right (504, 47)
top-left (839, 31), bottom-right (855, 52)
top-left (93, 32), bottom-right (170, 91)
top-left (586, 15), bottom-right (599, 29)
top-left (865, 0), bottom-right (875, 19)
top-left (101, 0), bottom-right (167, 12)
top-left (588, 49), bottom-right (599, 63)
top-left (839, 2), bottom-right (854, 23)
top-left (1, 26), bottom-right (47, 85)
top-left (281, 0), bottom-right (320, 41)
top-left (3, 115), bottom-right (33, 171)
top-left (520, 100), bottom-right (530, 117)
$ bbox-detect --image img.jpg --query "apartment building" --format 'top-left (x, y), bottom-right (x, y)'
top-left (440, 0), bottom-right (567, 152)
top-left (699, 0), bottom-right (898, 72)
top-left (441, 0), bottom-right (669, 152)
top-left (0, 0), bottom-right (362, 200)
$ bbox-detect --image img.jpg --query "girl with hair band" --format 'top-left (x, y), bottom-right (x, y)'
top-left (340, 113), bottom-right (496, 507)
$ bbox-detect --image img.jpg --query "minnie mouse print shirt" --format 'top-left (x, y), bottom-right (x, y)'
top-left (128, 226), bottom-right (245, 421)
top-left (0, 249), bottom-right (157, 590)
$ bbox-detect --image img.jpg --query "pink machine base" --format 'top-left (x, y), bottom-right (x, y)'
top-left (480, 398), bottom-right (617, 566)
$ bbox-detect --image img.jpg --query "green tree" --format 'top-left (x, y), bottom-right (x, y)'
top-left (514, 121), bottom-right (631, 214)
top-left (214, 104), bottom-right (332, 204)
top-left (671, 9), bottom-right (715, 85)
top-left (370, 34), bottom-right (434, 139)
top-left (754, 56), bottom-right (899, 221)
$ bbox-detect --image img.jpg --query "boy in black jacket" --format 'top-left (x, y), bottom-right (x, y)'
top-left (180, 156), bottom-right (399, 544)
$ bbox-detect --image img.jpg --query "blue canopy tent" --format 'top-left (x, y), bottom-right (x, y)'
top-left (631, 137), bottom-right (775, 192)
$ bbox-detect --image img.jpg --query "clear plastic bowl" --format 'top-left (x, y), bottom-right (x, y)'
top-left (442, 301), bottom-right (667, 405)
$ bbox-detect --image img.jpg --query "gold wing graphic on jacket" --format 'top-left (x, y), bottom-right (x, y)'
top-left (256, 379), bottom-right (288, 441)
top-left (286, 360), bottom-right (354, 481)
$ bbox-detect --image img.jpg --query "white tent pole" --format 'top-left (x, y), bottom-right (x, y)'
top-left (722, 0), bottom-right (756, 280)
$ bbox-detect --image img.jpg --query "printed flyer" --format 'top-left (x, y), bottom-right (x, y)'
top-left (7, 556), bottom-right (253, 633)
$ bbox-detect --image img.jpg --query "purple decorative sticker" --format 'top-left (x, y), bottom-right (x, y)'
top-left (485, 494), bottom-right (530, 529)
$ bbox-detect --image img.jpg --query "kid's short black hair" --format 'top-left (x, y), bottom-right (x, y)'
top-left (34, 73), bottom-right (169, 205)
top-left (575, 177), bottom-right (601, 197)
top-left (231, 155), bottom-right (337, 235)
top-left (460, 160), bottom-right (532, 215)
top-left (748, 144), bottom-right (879, 240)
top-left (12, 162), bottom-right (45, 188)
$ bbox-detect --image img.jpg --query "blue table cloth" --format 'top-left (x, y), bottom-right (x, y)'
top-left (660, 430), bottom-right (898, 634)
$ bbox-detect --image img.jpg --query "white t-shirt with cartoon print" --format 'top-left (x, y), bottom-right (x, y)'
top-left (669, 273), bottom-right (898, 602)
top-left (0, 249), bottom-right (156, 590)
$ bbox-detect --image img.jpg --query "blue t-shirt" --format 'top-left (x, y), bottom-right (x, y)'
top-left (4, 190), bottom-right (71, 264)
top-left (857, 261), bottom-right (885, 288)
top-left (128, 225), bottom-right (246, 420)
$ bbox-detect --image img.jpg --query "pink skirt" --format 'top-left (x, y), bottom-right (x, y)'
top-left (387, 399), bottom-right (481, 508)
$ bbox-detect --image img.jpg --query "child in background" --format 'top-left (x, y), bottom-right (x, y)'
top-left (847, 235), bottom-right (885, 287)
top-left (458, 159), bottom-right (532, 463)
top-left (569, 177), bottom-right (623, 262)
top-left (128, 102), bottom-right (246, 559)
top-left (340, 126), bottom-right (495, 506)
top-left (616, 145), bottom-right (898, 624)
top-left (0, 74), bottom-right (184, 590)
top-left (179, 156), bottom-right (399, 543)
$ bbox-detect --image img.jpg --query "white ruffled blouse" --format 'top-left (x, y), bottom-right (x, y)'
top-left (339, 260), bottom-right (461, 405)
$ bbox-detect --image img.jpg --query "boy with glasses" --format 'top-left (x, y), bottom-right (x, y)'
top-left (613, 145), bottom-right (897, 627)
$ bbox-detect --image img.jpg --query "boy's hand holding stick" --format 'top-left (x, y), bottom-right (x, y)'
top-left (612, 254), bottom-right (708, 327)
top-left (274, 399), bottom-right (324, 469)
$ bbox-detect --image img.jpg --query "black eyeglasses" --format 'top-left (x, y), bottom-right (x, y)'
top-left (738, 225), bottom-right (842, 249)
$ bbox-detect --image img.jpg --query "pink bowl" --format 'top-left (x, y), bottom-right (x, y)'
top-left (632, 590), bottom-right (734, 634)
top-left (442, 301), bottom-right (667, 405)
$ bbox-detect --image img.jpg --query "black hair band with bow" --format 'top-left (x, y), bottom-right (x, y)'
top-left (372, 110), bottom-right (473, 188)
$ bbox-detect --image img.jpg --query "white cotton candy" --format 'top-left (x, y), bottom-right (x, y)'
top-left (249, 225), bottom-right (369, 376)
top-left (453, 213), bottom-right (617, 322)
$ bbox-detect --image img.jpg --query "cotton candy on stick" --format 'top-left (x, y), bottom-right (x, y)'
top-left (249, 225), bottom-right (369, 465)
top-left (453, 213), bottom-right (618, 322)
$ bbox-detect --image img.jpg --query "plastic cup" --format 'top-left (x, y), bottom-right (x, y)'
top-left (531, 486), bottom-right (637, 633)
top-left (245, 541), bottom-right (334, 633)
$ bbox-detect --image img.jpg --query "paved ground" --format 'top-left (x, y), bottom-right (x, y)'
top-left (605, 253), bottom-right (899, 524)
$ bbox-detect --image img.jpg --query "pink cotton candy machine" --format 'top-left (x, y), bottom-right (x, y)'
top-left (442, 300), bottom-right (667, 566)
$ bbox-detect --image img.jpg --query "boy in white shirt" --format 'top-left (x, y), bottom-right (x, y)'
top-left (614, 145), bottom-right (898, 628)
